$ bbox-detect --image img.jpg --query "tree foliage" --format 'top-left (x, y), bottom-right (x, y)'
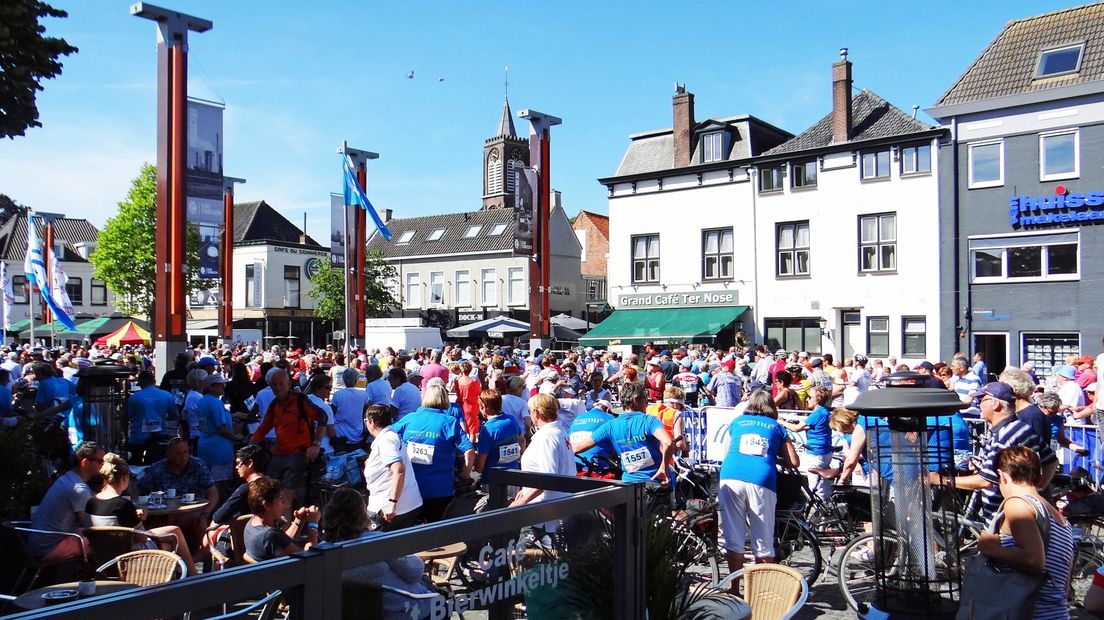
top-left (90, 163), bottom-right (201, 320)
top-left (307, 249), bottom-right (399, 323)
top-left (0, 0), bottom-right (78, 139)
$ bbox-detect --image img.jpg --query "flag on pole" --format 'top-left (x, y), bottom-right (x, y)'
top-left (23, 215), bottom-right (75, 331)
top-left (0, 262), bottom-right (13, 331)
top-left (342, 154), bottom-right (392, 241)
top-left (48, 247), bottom-right (76, 329)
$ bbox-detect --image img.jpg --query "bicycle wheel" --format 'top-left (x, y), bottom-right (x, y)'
top-left (838, 532), bottom-right (907, 613)
top-left (775, 515), bottom-right (823, 586)
top-left (671, 520), bottom-right (722, 585)
top-left (1070, 534), bottom-right (1104, 603)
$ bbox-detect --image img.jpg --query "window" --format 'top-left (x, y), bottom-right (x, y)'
top-left (861, 149), bottom-right (891, 180)
top-left (1036, 44), bottom-right (1084, 78)
top-left (480, 268), bottom-right (497, 306)
top-left (396, 230), bottom-right (415, 244)
top-left (900, 144), bottom-right (931, 175)
top-left (702, 132), bottom-right (723, 163)
top-left (426, 228), bottom-right (445, 241)
top-left (776, 221), bottom-right (810, 277)
top-left (575, 230), bottom-right (587, 262)
top-left (244, 265), bottom-right (258, 307)
top-left (903, 317), bottom-right (926, 357)
top-left (764, 318), bottom-right (822, 355)
top-left (585, 277), bottom-right (606, 302)
top-left (631, 234), bottom-right (660, 283)
top-left (12, 275), bottom-right (26, 304)
top-left (454, 270), bottom-right (470, 307)
top-left (428, 271), bottom-right (444, 306)
top-left (91, 278), bottom-right (107, 306)
top-left (968, 140), bottom-right (1003, 188)
top-left (1022, 332), bottom-right (1080, 381)
top-left (969, 232), bottom-right (1079, 282)
top-left (867, 317), bottom-right (889, 357)
top-left (283, 265), bottom-right (300, 308)
top-left (791, 160), bottom-right (817, 189)
top-left (702, 228), bottom-right (734, 280)
top-left (463, 225), bottom-right (481, 238)
top-left (65, 277), bottom-right (82, 306)
top-left (859, 213), bottom-right (896, 272)
top-left (759, 165), bottom-right (784, 192)
top-left (1040, 130), bottom-right (1079, 180)
top-left (404, 273), bottom-right (421, 308)
top-left (507, 267), bottom-right (525, 306)
top-left (488, 223), bottom-right (508, 236)
top-left (487, 151), bottom-right (502, 192)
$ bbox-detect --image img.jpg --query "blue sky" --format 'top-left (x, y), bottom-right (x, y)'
top-left (0, 0), bottom-right (1076, 243)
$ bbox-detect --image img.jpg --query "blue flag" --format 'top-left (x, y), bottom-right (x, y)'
top-left (24, 215), bottom-right (76, 331)
top-left (342, 154), bottom-right (393, 241)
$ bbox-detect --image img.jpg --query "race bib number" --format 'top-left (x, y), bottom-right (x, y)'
top-left (739, 434), bottom-right (768, 457)
top-left (498, 443), bottom-right (521, 464)
top-left (245, 396), bottom-right (256, 411)
top-left (622, 446), bottom-right (655, 473)
top-left (174, 391), bottom-right (185, 406)
top-left (67, 425), bottom-right (78, 446)
top-left (408, 442), bottom-right (435, 465)
top-left (141, 418), bottom-right (163, 433)
top-left (570, 431), bottom-right (592, 445)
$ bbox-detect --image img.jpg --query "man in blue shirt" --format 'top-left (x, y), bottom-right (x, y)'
top-left (568, 400), bottom-right (616, 467)
top-left (387, 368), bottom-right (421, 421)
top-left (127, 370), bottom-right (177, 464)
top-left (571, 382), bottom-right (674, 486)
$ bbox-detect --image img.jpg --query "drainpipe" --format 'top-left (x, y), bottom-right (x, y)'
top-left (950, 117), bottom-right (968, 358)
top-left (749, 166), bottom-right (760, 342)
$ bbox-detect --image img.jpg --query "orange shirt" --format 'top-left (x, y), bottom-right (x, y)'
top-left (252, 394), bottom-right (318, 455)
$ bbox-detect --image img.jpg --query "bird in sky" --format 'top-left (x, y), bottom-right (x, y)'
top-left (407, 70), bottom-right (415, 79)
top-left (438, 77), bottom-right (444, 82)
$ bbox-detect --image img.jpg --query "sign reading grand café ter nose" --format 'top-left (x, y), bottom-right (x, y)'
top-left (616, 290), bottom-right (738, 309)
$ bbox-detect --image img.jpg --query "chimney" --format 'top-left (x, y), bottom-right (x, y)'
top-left (300, 212), bottom-right (307, 244)
top-left (381, 208), bottom-right (392, 223)
top-left (832, 48), bottom-right (853, 143)
top-left (672, 83), bottom-right (695, 168)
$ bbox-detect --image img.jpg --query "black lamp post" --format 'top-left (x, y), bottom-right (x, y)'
top-left (848, 372), bottom-right (967, 620)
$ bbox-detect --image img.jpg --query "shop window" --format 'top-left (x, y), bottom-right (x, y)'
top-left (776, 221), bottom-right (810, 277)
top-left (764, 318), bottom-right (821, 355)
top-left (859, 213), bottom-right (896, 272)
top-left (631, 234), bottom-right (660, 283)
top-left (1022, 332), bottom-right (1080, 381)
top-left (867, 316), bottom-right (890, 357)
top-left (970, 232), bottom-right (1079, 283)
top-left (791, 160), bottom-right (817, 189)
top-left (902, 316), bottom-right (926, 357)
top-left (968, 140), bottom-right (1003, 188)
top-left (702, 228), bottom-right (733, 280)
top-left (1040, 130), bottom-right (1079, 181)
top-left (900, 143), bottom-right (931, 175)
top-left (861, 149), bottom-right (891, 180)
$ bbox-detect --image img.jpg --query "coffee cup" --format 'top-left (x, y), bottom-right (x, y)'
top-left (77, 580), bottom-right (96, 597)
top-left (182, 493), bottom-right (195, 503)
top-left (165, 488), bottom-right (177, 499)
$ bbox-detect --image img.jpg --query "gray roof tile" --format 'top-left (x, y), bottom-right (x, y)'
top-left (611, 116), bottom-right (790, 177)
top-left (762, 89), bottom-right (935, 156)
top-left (366, 209), bottom-right (516, 258)
top-left (0, 215), bottom-right (99, 262)
top-left (234, 200), bottom-right (322, 247)
top-left (935, 3), bottom-right (1104, 107)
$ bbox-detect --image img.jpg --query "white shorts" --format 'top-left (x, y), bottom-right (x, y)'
top-left (718, 479), bottom-right (776, 559)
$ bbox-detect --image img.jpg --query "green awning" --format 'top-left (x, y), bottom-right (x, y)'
top-left (6, 319), bottom-right (32, 333)
top-left (579, 306), bottom-right (748, 347)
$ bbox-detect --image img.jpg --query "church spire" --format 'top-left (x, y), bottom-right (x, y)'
top-left (495, 66), bottom-right (516, 137)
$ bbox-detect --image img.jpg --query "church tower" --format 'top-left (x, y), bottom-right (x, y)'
top-left (482, 94), bottom-right (530, 210)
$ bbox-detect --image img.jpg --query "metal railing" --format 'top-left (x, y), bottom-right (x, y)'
top-left (5, 469), bottom-right (645, 620)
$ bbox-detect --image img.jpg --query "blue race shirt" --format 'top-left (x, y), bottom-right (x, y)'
top-left (477, 415), bottom-right (523, 470)
top-left (804, 406), bottom-right (832, 455)
top-left (925, 413), bottom-right (972, 471)
top-left (590, 411), bottom-right (669, 484)
top-left (0, 384), bottom-right (13, 415)
top-left (198, 393), bottom-right (234, 467)
top-left (128, 385), bottom-right (177, 444)
top-left (392, 406), bottom-right (473, 500)
top-left (859, 415), bottom-right (895, 484)
top-left (36, 375), bottom-right (72, 408)
top-left (720, 415), bottom-right (787, 491)
top-left (569, 408), bottom-right (616, 461)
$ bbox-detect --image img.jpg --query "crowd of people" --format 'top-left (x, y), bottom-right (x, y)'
top-left (8, 337), bottom-right (1104, 617)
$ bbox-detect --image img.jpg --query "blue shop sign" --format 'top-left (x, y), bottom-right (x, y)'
top-left (1009, 188), bottom-right (1104, 228)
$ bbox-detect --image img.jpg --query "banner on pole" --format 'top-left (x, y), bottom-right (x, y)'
top-left (513, 166), bottom-right (537, 256)
top-left (186, 98), bottom-right (225, 281)
top-left (329, 193), bottom-right (345, 267)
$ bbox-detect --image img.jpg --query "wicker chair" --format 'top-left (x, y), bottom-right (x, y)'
top-left (715, 564), bottom-right (808, 620)
top-left (86, 526), bottom-right (178, 567)
top-left (96, 549), bottom-right (188, 586)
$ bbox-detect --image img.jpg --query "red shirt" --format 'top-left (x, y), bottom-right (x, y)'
top-left (454, 376), bottom-right (482, 435)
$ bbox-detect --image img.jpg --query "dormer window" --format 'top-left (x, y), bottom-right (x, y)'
top-left (463, 225), bottom-right (481, 238)
top-left (426, 228), bottom-right (446, 241)
top-left (396, 231), bottom-right (415, 244)
top-left (488, 223), bottom-right (508, 236)
top-left (702, 132), bottom-right (723, 163)
top-left (1036, 43), bottom-right (1084, 78)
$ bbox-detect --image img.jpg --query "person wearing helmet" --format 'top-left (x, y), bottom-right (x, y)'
top-left (843, 354), bottom-right (872, 407)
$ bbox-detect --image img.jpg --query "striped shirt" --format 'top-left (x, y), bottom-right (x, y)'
top-left (952, 372), bottom-right (982, 416)
top-left (977, 415), bottom-right (1056, 521)
top-left (998, 497), bottom-right (1075, 620)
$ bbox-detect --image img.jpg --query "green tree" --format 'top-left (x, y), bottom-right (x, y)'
top-left (0, 0), bottom-right (78, 138)
top-left (307, 249), bottom-right (399, 322)
top-left (90, 163), bottom-right (202, 319)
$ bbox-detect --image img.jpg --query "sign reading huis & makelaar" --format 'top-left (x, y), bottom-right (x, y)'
top-left (617, 290), bottom-right (737, 308)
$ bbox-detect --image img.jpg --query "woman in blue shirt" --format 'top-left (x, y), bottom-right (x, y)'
top-left (780, 386), bottom-right (834, 501)
top-left (197, 374), bottom-right (238, 485)
top-left (474, 389), bottom-right (525, 475)
top-left (391, 383), bottom-right (475, 523)
top-left (719, 390), bottom-right (798, 586)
